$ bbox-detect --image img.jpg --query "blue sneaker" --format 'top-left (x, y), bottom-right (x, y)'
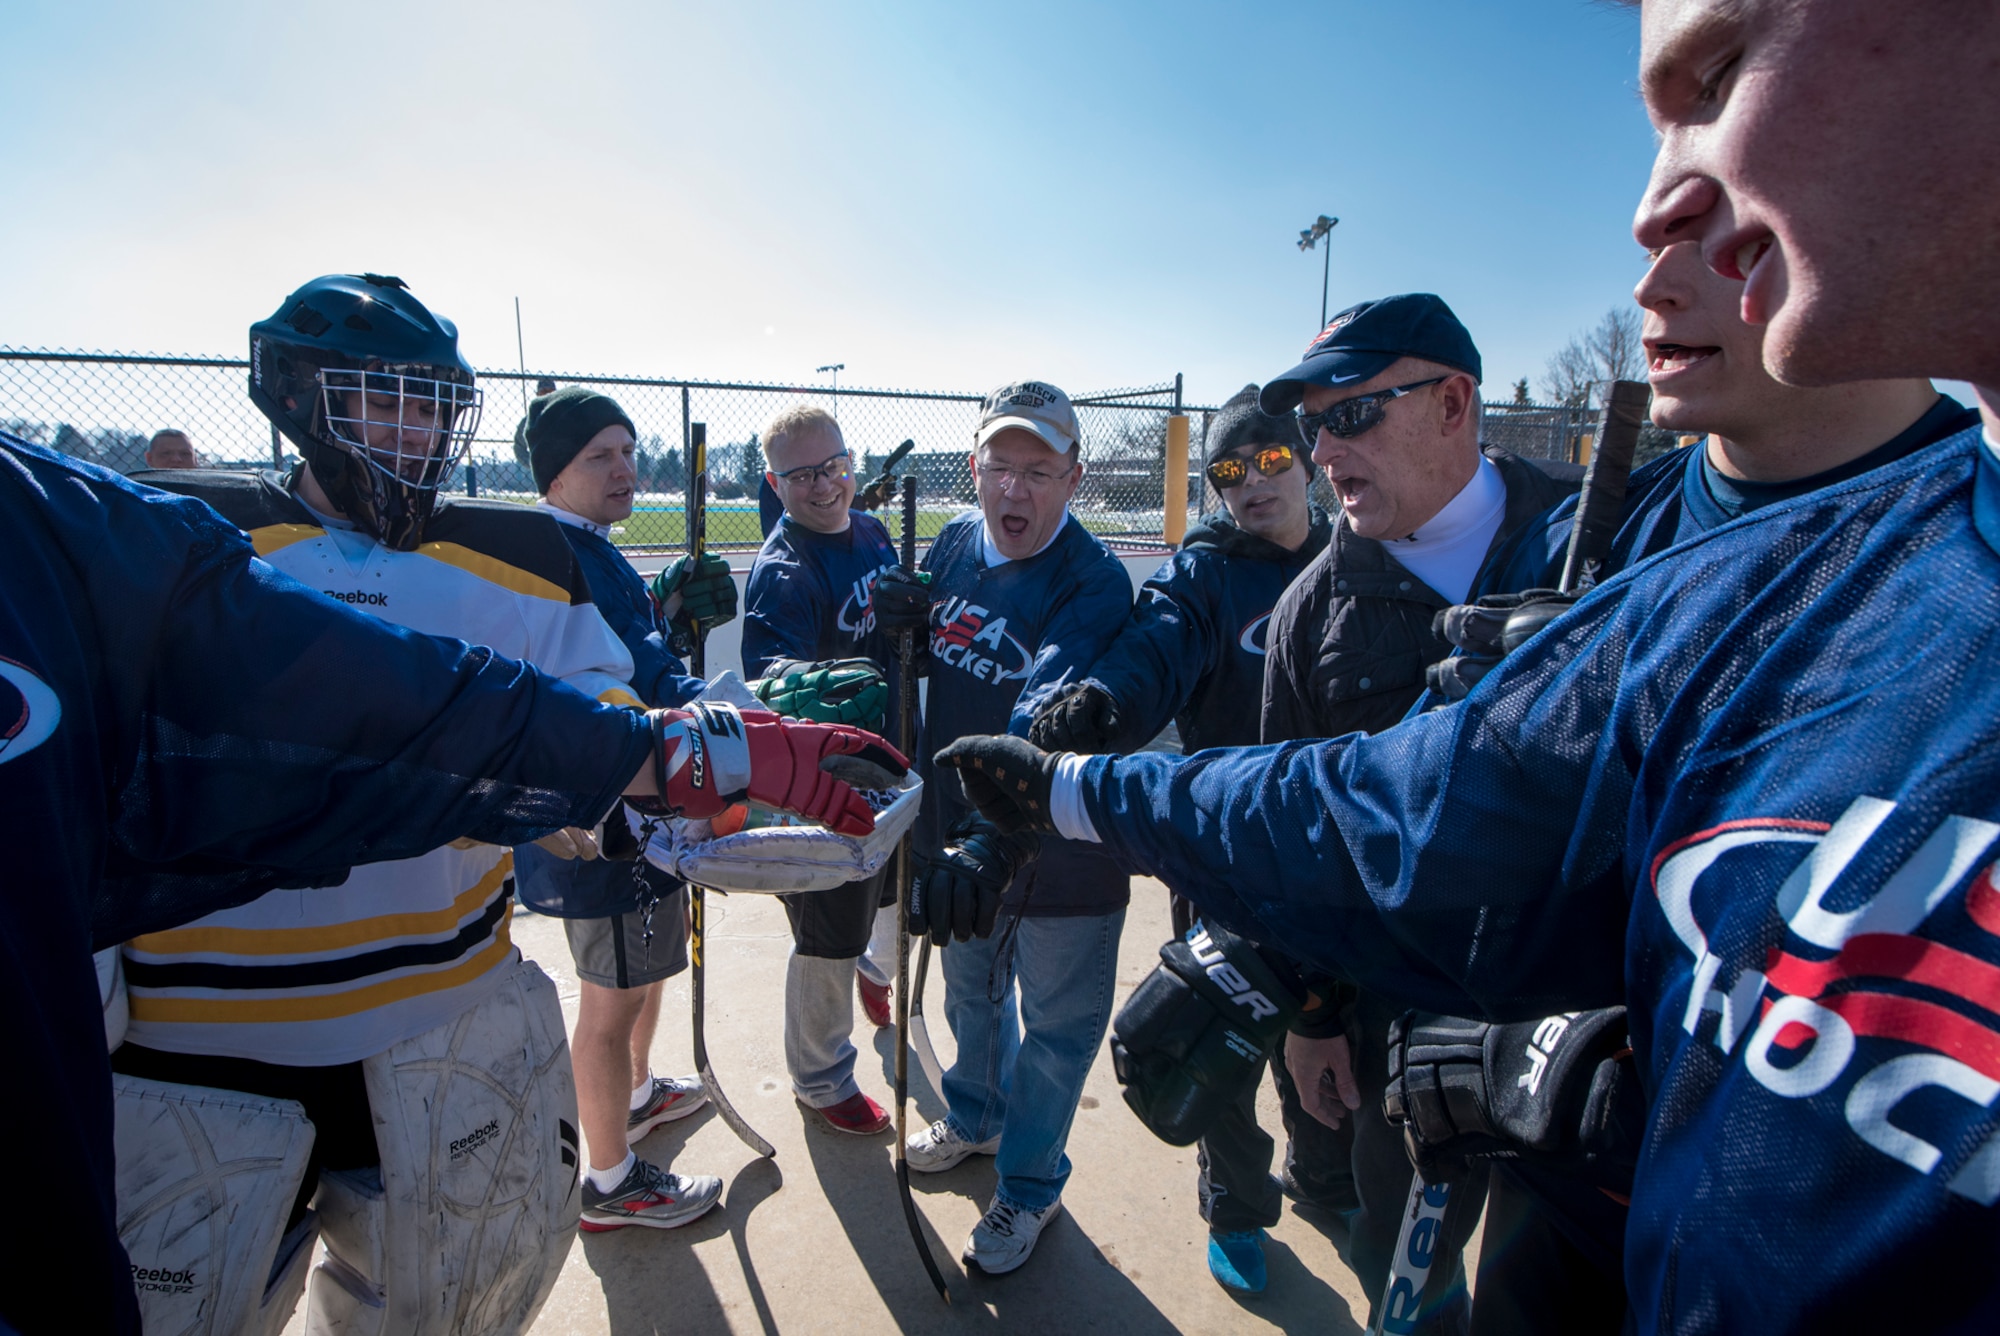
top-left (1207, 1228), bottom-right (1268, 1294)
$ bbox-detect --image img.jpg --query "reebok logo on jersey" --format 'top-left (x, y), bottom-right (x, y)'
top-left (1238, 613), bottom-right (1273, 656)
top-left (130, 1264), bottom-right (198, 1295)
top-left (1188, 926), bottom-right (1281, 1021)
top-left (0, 656), bottom-right (60, 765)
top-left (1653, 798), bottom-right (2000, 1204)
top-left (450, 1118), bottom-right (501, 1161)
top-left (930, 597), bottom-right (1032, 684)
top-left (324, 589), bottom-right (388, 607)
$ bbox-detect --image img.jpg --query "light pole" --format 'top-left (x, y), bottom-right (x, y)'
top-left (816, 362), bottom-right (845, 420)
top-left (1296, 214), bottom-right (1339, 329)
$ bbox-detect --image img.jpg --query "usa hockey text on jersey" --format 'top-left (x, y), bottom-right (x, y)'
top-left (930, 596), bottom-right (1033, 683)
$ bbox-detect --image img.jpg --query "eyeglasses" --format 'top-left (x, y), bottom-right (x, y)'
top-left (1205, 444), bottom-right (1298, 489)
top-left (977, 459), bottom-right (1076, 493)
top-left (774, 451), bottom-right (853, 488)
top-left (1297, 376), bottom-right (1447, 441)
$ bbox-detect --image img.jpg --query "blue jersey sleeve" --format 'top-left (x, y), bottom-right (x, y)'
top-left (741, 555), bottom-right (825, 680)
top-left (1008, 542), bottom-right (1136, 736)
top-left (89, 487), bottom-right (655, 943)
top-left (1082, 570), bottom-right (1648, 1019)
top-left (569, 533), bottom-right (704, 707)
top-left (1084, 551), bottom-right (1218, 748)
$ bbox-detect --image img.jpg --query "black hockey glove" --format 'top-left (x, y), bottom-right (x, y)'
top-left (1383, 1006), bottom-right (1645, 1196)
top-left (934, 734), bottom-right (1062, 836)
top-left (908, 818), bottom-right (1040, 947)
top-left (1109, 920), bottom-right (1304, 1146)
top-left (852, 472), bottom-right (898, 512)
top-left (751, 658), bottom-right (888, 731)
top-left (1426, 589), bottom-right (1579, 702)
top-left (1028, 681), bottom-right (1124, 754)
top-left (871, 566), bottom-right (932, 635)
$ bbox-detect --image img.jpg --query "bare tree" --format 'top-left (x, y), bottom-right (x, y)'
top-left (1540, 306), bottom-right (1646, 407)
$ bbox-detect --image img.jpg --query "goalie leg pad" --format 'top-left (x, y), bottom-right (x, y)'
top-left (304, 960), bottom-right (582, 1336)
top-left (1108, 921), bottom-right (1302, 1146)
top-left (114, 1074), bottom-right (317, 1336)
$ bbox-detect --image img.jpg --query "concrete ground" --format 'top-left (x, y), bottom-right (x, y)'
top-left (285, 877), bottom-right (1433, 1334)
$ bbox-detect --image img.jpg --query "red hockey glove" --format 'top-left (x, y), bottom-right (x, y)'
top-left (631, 702), bottom-right (909, 837)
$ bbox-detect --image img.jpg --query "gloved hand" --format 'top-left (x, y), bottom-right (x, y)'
top-left (871, 566), bottom-right (932, 635)
top-left (1426, 589), bottom-right (1581, 702)
top-left (909, 819), bottom-right (1040, 946)
top-left (934, 734), bottom-right (1062, 836)
top-left (649, 552), bottom-right (738, 631)
top-left (627, 702), bottom-right (909, 837)
top-left (752, 658), bottom-right (889, 730)
top-left (1028, 681), bottom-right (1124, 753)
top-left (852, 472), bottom-right (898, 512)
top-left (1285, 1031), bottom-right (1361, 1131)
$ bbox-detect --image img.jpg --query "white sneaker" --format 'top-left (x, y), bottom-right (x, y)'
top-left (963, 1196), bottom-right (1062, 1275)
top-left (904, 1118), bottom-right (999, 1174)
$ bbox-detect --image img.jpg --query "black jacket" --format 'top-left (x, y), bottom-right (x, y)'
top-left (1261, 447), bottom-right (1575, 744)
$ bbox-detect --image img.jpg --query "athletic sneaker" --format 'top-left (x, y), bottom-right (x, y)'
top-left (628, 1073), bottom-right (708, 1143)
top-left (800, 1091), bottom-right (890, 1136)
top-left (579, 1158), bottom-right (722, 1232)
top-left (857, 972), bottom-right (892, 1028)
top-left (963, 1196), bottom-right (1062, 1275)
top-left (905, 1117), bottom-right (1000, 1173)
top-left (1207, 1228), bottom-right (1269, 1294)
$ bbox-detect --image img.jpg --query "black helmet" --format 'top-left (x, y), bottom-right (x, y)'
top-left (249, 273), bottom-right (481, 550)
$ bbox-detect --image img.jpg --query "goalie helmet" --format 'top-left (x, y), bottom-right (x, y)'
top-left (249, 273), bottom-right (482, 551)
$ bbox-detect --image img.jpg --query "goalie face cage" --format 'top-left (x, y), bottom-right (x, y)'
top-left (317, 365), bottom-right (482, 494)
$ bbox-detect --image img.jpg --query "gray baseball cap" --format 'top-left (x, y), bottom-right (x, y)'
top-left (975, 380), bottom-right (1080, 454)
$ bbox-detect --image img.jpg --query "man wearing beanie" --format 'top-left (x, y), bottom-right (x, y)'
top-left (523, 386), bottom-right (741, 1232)
top-left (1028, 385), bottom-right (1342, 1295)
top-left (1259, 294), bottom-right (1571, 1332)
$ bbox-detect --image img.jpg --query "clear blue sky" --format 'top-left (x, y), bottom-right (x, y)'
top-left (1, 0), bottom-right (1657, 409)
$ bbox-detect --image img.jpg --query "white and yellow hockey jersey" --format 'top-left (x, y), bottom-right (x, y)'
top-left (123, 470), bottom-right (641, 1065)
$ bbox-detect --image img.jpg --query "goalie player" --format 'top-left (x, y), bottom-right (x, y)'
top-left (100, 274), bottom-right (903, 1336)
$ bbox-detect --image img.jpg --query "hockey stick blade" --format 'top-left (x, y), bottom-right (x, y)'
top-left (690, 884), bottom-right (775, 1158)
top-left (908, 937), bottom-right (947, 1100)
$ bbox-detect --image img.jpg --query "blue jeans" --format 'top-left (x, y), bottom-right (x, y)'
top-left (939, 908), bottom-right (1126, 1213)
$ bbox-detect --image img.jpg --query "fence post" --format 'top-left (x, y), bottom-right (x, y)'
top-left (1163, 413), bottom-right (1189, 547)
top-left (269, 423), bottom-right (281, 469)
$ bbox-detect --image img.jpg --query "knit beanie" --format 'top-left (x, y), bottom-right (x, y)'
top-left (525, 387), bottom-right (636, 493)
top-left (1206, 384), bottom-right (1307, 465)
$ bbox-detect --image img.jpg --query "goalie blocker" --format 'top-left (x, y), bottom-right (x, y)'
top-left (1109, 921), bottom-right (1303, 1146)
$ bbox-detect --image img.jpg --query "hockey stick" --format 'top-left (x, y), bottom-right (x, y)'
top-left (686, 420), bottom-right (776, 1160)
top-left (907, 937), bottom-right (946, 1100)
top-left (893, 474), bottom-right (951, 1302)
top-left (1371, 382), bottom-right (1651, 1334)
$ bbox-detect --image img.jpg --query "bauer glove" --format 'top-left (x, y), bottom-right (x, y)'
top-left (752, 658), bottom-right (889, 731)
top-left (871, 566), bottom-right (932, 635)
top-left (909, 818), bottom-right (1040, 947)
top-left (1427, 589), bottom-right (1579, 702)
top-left (650, 552), bottom-right (738, 635)
top-left (852, 472), bottom-right (898, 512)
top-left (1028, 680), bottom-right (1124, 754)
top-left (1383, 1006), bottom-right (1644, 1194)
top-left (627, 702), bottom-right (908, 838)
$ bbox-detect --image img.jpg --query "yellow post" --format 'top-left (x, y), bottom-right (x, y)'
top-left (1577, 432), bottom-right (1595, 468)
top-left (1679, 434), bottom-right (1703, 448)
top-left (1163, 414), bottom-right (1190, 547)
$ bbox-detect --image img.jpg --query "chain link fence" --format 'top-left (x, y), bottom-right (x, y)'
top-left (2, 346), bottom-right (1645, 553)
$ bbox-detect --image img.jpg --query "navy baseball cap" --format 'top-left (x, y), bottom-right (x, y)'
top-left (1258, 293), bottom-right (1482, 414)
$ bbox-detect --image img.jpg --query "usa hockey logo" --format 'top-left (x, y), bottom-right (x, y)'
top-left (1652, 799), bottom-right (2000, 1203)
top-left (0, 656), bottom-right (60, 765)
top-left (1304, 311), bottom-right (1358, 356)
top-left (930, 597), bottom-right (1032, 684)
top-left (834, 566), bottom-right (890, 638)
top-left (1237, 613), bottom-right (1273, 656)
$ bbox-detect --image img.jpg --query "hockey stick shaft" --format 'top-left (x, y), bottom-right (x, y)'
top-left (1371, 1171), bottom-right (1453, 1336)
top-left (1558, 379), bottom-right (1651, 594)
top-left (685, 421), bottom-right (774, 1159)
top-left (893, 475), bottom-right (950, 1301)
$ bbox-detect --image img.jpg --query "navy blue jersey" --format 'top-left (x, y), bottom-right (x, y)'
top-left (1074, 426), bottom-right (2000, 1333)
top-left (1085, 511), bottom-right (1330, 752)
top-left (921, 510), bottom-right (1134, 916)
top-left (742, 511), bottom-right (901, 684)
top-left (558, 519), bottom-right (705, 709)
top-left (1480, 395), bottom-right (1977, 597)
top-left (0, 434), bottom-right (651, 1335)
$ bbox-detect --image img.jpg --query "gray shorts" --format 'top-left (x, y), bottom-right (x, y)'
top-left (563, 887), bottom-right (688, 989)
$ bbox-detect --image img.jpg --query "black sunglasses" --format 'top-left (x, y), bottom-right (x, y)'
top-left (1205, 443), bottom-right (1298, 489)
top-left (1297, 376), bottom-right (1447, 441)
